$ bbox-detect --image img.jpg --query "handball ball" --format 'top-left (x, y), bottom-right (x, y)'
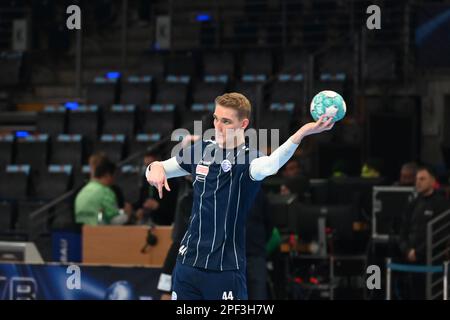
top-left (310, 90), bottom-right (346, 123)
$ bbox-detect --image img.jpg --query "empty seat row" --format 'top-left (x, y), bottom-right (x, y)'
top-left (0, 132), bottom-right (163, 170)
top-left (0, 163), bottom-right (146, 203)
top-left (135, 50), bottom-right (311, 81)
top-left (36, 105), bottom-right (177, 139)
top-left (85, 75), bottom-right (306, 109)
top-left (0, 165), bottom-right (72, 201)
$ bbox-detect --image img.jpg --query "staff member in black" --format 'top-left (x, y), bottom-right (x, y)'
top-left (398, 165), bottom-right (449, 299)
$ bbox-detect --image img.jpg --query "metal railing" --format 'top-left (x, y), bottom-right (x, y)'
top-left (386, 258), bottom-right (449, 300)
top-left (426, 209), bottom-right (450, 300)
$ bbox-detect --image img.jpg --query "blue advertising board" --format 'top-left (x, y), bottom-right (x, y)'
top-left (0, 263), bottom-right (161, 300)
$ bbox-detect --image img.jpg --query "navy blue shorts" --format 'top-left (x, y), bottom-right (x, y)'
top-left (171, 262), bottom-right (248, 300)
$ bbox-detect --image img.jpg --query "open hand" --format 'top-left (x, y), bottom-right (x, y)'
top-left (290, 115), bottom-right (335, 144)
top-left (299, 115), bottom-right (334, 137)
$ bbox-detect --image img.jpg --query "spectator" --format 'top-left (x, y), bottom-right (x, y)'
top-left (280, 157), bottom-right (310, 201)
top-left (394, 162), bottom-right (418, 187)
top-left (75, 157), bottom-right (129, 225)
top-left (281, 157), bottom-right (301, 179)
top-left (89, 153), bottom-right (133, 217)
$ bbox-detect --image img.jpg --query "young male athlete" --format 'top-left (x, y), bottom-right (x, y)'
top-left (146, 92), bottom-right (334, 300)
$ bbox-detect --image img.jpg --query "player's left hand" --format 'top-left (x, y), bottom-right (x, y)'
top-left (299, 115), bottom-right (334, 137)
top-left (290, 115), bottom-right (334, 144)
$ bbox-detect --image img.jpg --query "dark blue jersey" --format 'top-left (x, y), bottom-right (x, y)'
top-left (175, 140), bottom-right (263, 271)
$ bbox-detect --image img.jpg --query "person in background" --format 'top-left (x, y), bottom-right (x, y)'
top-left (397, 166), bottom-right (449, 299)
top-left (75, 157), bottom-right (130, 225)
top-left (157, 175), bottom-right (194, 300)
top-left (394, 162), bottom-right (418, 187)
top-left (280, 157), bottom-right (310, 201)
top-left (89, 153), bottom-right (133, 219)
top-left (246, 190), bottom-right (273, 300)
top-left (281, 157), bottom-right (301, 179)
top-left (135, 151), bottom-right (179, 225)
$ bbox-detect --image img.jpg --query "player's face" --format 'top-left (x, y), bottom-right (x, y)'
top-left (213, 104), bottom-right (248, 147)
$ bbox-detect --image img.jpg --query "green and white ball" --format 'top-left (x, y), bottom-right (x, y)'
top-left (310, 90), bottom-right (346, 123)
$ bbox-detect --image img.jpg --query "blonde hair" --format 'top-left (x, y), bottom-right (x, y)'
top-left (215, 92), bottom-right (251, 120)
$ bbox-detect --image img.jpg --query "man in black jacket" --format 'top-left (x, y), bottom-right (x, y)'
top-left (398, 165), bottom-right (449, 299)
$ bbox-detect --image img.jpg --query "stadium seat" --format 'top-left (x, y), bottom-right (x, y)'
top-left (15, 200), bottom-right (48, 234)
top-left (94, 134), bottom-right (126, 163)
top-left (0, 201), bottom-right (14, 232)
top-left (120, 76), bottom-right (153, 106)
top-left (86, 77), bottom-right (118, 108)
top-left (260, 109), bottom-right (293, 142)
top-left (51, 201), bottom-right (76, 230)
top-left (129, 134), bottom-right (162, 155)
top-left (36, 106), bottom-right (66, 137)
top-left (0, 134), bottom-right (14, 169)
top-left (280, 50), bottom-right (308, 77)
top-left (313, 80), bottom-right (346, 97)
top-left (139, 54), bottom-right (165, 80)
top-left (241, 50), bottom-right (273, 78)
top-left (0, 51), bottom-right (23, 86)
top-left (154, 81), bottom-right (189, 111)
top-left (317, 48), bottom-right (353, 77)
top-left (102, 105), bottom-right (136, 138)
top-left (0, 165), bottom-right (31, 201)
top-left (141, 105), bottom-right (175, 136)
top-left (67, 105), bottom-right (99, 142)
top-left (115, 165), bottom-right (142, 205)
top-left (234, 81), bottom-right (263, 108)
top-left (34, 165), bottom-right (72, 200)
top-left (166, 54), bottom-right (196, 79)
top-left (183, 102), bottom-right (214, 130)
top-left (50, 134), bottom-right (84, 168)
top-left (270, 81), bottom-right (304, 110)
top-left (193, 81), bottom-right (227, 104)
top-left (15, 134), bottom-right (49, 172)
top-left (203, 51), bottom-right (235, 78)
top-left (309, 179), bottom-right (330, 205)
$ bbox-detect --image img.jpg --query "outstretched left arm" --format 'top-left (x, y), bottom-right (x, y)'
top-left (250, 115), bottom-right (334, 181)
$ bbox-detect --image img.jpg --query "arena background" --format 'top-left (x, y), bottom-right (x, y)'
top-left (0, 0), bottom-right (449, 301)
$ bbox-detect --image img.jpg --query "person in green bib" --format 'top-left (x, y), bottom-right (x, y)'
top-left (75, 157), bottom-right (128, 225)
